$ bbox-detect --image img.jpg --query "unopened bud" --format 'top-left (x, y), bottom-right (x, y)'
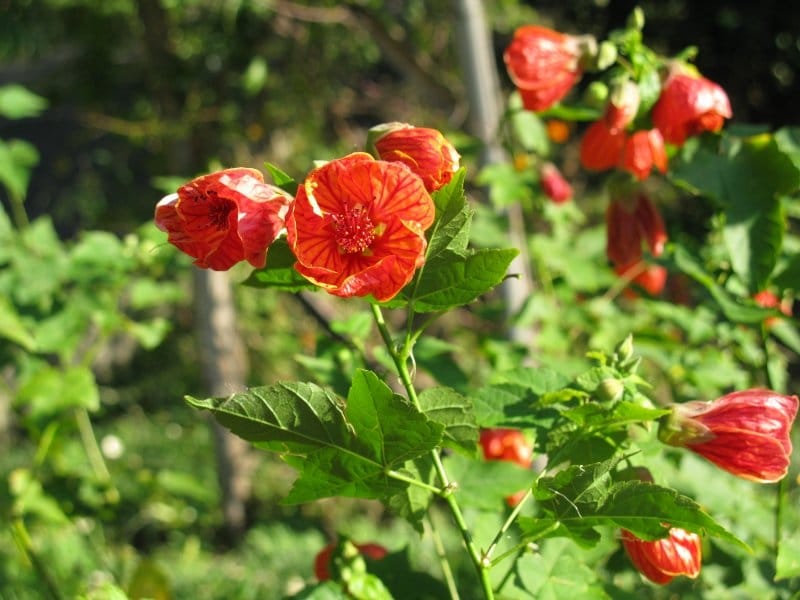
top-left (615, 334), bottom-right (634, 364)
top-left (598, 378), bottom-right (625, 402)
top-left (627, 7), bottom-right (645, 31)
top-left (596, 41), bottom-right (618, 71)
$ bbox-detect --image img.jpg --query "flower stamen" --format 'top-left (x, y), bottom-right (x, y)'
top-left (331, 203), bottom-right (376, 254)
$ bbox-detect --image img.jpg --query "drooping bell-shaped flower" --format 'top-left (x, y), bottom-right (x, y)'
top-left (540, 162), bottom-right (573, 204)
top-left (621, 527), bottom-right (702, 585)
top-left (480, 428), bottom-right (534, 507)
top-left (658, 389), bottom-right (799, 483)
top-left (652, 66), bottom-right (732, 146)
top-left (286, 152), bottom-right (435, 302)
top-left (619, 128), bottom-right (668, 181)
top-left (615, 260), bottom-right (668, 297)
top-left (370, 123), bottom-right (460, 193)
top-left (155, 168), bottom-right (291, 270)
top-left (580, 119), bottom-right (627, 172)
top-left (605, 192), bottom-right (667, 268)
top-left (504, 25), bottom-right (587, 112)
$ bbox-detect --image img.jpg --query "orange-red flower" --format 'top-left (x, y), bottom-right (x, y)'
top-left (480, 428), bottom-right (533, 507)
top-left (286, 153), bottom-right (435, 302)
top-left (616, 261), bottom-right (668, 298)
top-left (606, 193), bottom-right (667, 268)
top-left (540, 162), bottom-right (573, 204)
top-left (155, 168), bottom-right (291, 270)
top-left (371, 123), bottom-right (460, 193)
top-left (580, 119), bottom-right (627, 172)
top-left (504, 25), bottom-right (584, 112)
top-left (652, 68), bottom-right (732, 146)
top-left (658, 389), bottom-right (799, 483)
top-left (619, 129), bottom-right (668, 181)
top-left (753, 289), bottom-right (792, 327)
top-left (314, 540), bottom-right (388, 581)
top-left (622, 527), bottom-right (702, 585)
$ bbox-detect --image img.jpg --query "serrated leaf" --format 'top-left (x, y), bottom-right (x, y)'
top-left (242, 238), bottom-right (317, 291)
top-left (0, 296), bottom-right (36, 350)
top-left (446, 453), bottom-right (535, 510)
top-left (671, 133), bottom-right (798, 291)
top-left (387, 456), bottom-right (436, 532)
top-left (187, 370), bottom-right (443, 503)
top-left (513, 540), bottom-right (610, 600)
top-left (408, 247), bottom-right (519, 312)
top-left (431, 167), bottom-right (467, 228)
top-left (417, 387), bottom-right (478, 455)
top-left (671, 245), bottom-right (774, 323)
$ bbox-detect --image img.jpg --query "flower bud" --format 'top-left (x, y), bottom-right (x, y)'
top-left (622, 527), bottom-right (701, 585)
top-left (605, 80), bottom-right (640, 132)
top-left (540, 162), bottom-right (573, 204)
top-left (658, 389), bottom-right (799, 483)
top-left (370, 123), bottom-right (460, 193)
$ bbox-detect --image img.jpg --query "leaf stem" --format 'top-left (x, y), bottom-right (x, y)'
top-left (424, 514), bottom-right (461, 600)
top-left (483, 489), bottom-right (532, 562)
top-left (10, 518), bottom-right (64, 600)
top-left (386, 470), bottom-right (443, 495)
top-left (370, 303), bottom-right (495, 599)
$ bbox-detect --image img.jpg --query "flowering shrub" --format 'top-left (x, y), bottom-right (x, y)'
top-left (152, 8), bottom-right (799, 600)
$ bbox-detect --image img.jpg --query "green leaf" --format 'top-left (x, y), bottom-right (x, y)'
top-left (186, 370), bottom-right (443, 503)
top-left (671, 133), bottom-right (798, 291)
top-left (0, 138), bottom-right (39, 201)
top-left (671, 245), bottom-right (774, 324)
top-left (508, 96), bottom-right (549, 155)
top-left (264, 161), bottom-right (297, 192)
top-left (476, 162), bottom-right (535, 209)
top-left (16, 365), bottom-right (100, 420)
top-left (513, 540), bottom-right (610, 600)
top-left (417, 387), bottom-right (478, 455)
top-left (0, 295), bottom-right (36, 350)
top-left (0, 84), bottom-right (48, 119)
top-left (386, 456), bottom-right (436, 532)
top-left (776, 527), bottom-right (800, 580)
top-left (430, 167), bottom-right (467, 230)
top-left (446, 453), bottom-right (535, 511)
top-left (242, 238), bottom-right (317, 291)
top-left (407, 247), bottom-right (519, 312)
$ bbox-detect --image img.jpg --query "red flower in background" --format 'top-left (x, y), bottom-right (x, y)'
top-left (371, 123), bottom-right (460, 193)
top-left (314, 541), bottom-right (388, 581)
top-left (286, 153), bottom-right (434, 302)
top-left (504, 25), bottom-right (584, 112)
top-left (622, 528), bottom-right (702, 585)
top-left (754, 290), bottom-right (792, 327)
top-left (540, 162), bottom-right (573, 203)
top-left (480, 428), bottom-right (533, 507)
top-left (652, 68), bottom-right (732, 146)
top-left (155, 168), bottom-right (291, 271)
top-left (658, 389), bottom-right (799, 483)
top-left (616, 261), bottom-right (668, 297)
top-left (580, 119), bottom-right (627, 172)
top-left (605, 193), bottom-right (667, 268)
top-left (619, 129), bottom-right (668, 181)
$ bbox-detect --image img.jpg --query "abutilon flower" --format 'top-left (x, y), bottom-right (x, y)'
top-left (754, 289), bottom-right (792, 327)
top-left (504, 25), bottom-right (585, 112)
top-left (621, 527), bottom-right (702, 585)
top-left (652, 67), bottom-right (732, 146)
top-left (155, 168), bottom-right (291, 271)
top-left (616, 261), bottom-right (668, 298)
top-left (480, 428), bottom-right (534, 507)
top-left (658, 389), bottom-right (799, 483)
top-left (371, 123), bottom-right (460, 193)
top-left (286, 153), bottom-right (435, 302)
top-left (580, 119), bottom-right (627, 172)
top-left (619, 129), bottom-right (668, 181)
top-left (314, 540), bottom-right (388, 581)
top-left (605, 193), bottom-right (667, 268)
top-left (540, 162), bottom-right (573, 204)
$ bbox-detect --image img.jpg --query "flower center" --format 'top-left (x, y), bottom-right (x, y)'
top-left (331, 203), bottom-right (376, 254)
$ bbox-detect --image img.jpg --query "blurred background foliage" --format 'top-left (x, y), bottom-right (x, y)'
top-left (1, 0), bottom-right (799, 598)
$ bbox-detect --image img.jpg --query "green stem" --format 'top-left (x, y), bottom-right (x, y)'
top-left (370, 303), bottom-right (495, 599)
top-left (8, 191), bottom-right (30, 230)
top-left (74, 408), bottom-right (119, 503)
top-left (10, 518), bottom-right (64, 600)
top-left (483, 489), bottom-right (532, 562)
top-left (387, 470), bottom-right (443, 495)
top-left (424, 514), bottom-right (461, 600)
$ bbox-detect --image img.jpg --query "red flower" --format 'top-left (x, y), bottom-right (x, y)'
top-left (371, 123), bottom-right (460, 193)
top-left (619, 129), bottom-right (668, 181)
top-left (154, 168), bottom-right (291, 270)
top-left (580, 120), bottom-right (627, 172)
top-left (504, 25), bottom-right (584, 112)
top-left (616, 261), bottom-right (668, 297)
top-left (622, 527), bottom-right (702, 585)
top-left (658, 389), bottom-right (799, 483)
top-left (286, 153), bottom-right (435, 302)
top-left (652, 69), bottom-right (732, 146)
top-left (605, 193), bottom-right (667, 268)
top-left (540, 162), bottom-right (573, 204)
top-left (314, 541), bottom-right (388, 581)
top-left (480, 428), bottom-right (533, 507)
top-left (754, 290), bottom-right (792, 327)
